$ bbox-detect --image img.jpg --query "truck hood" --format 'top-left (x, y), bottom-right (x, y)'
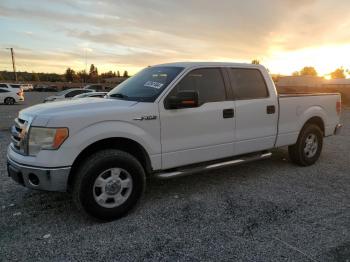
top-left (19, 98), bottom-right (138, 123)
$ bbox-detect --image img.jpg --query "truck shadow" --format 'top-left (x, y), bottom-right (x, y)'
top-left (15, 149), bottom-right (291, 226)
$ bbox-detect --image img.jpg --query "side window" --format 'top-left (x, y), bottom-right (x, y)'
top-left (65, 90), bottom-right (81, 98)
top-left (0, 84), bottom-right (8, 88)
top-left (169, 68), bottom-right (226, 105)
top-left (229, 69), bottom-right (269, 100)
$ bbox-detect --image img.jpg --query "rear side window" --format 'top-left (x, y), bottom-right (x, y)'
top-left (0, 84), bottom-right (8, 88)
top-left (169, 68), bottom-right (226, 105)
top-left (229, 69), bottom-right (268, 100)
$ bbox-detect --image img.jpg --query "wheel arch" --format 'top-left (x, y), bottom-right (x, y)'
top-left (67, 137), bottom-right (152, 190)
top-left (301, 116), bottom-right (325, 136)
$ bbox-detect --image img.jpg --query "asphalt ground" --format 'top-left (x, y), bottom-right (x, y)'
top-left (0, 92), bottom-right (349, 261)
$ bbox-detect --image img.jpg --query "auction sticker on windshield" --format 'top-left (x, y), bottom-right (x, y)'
top-left (144, 81), bottom-right (164, 89)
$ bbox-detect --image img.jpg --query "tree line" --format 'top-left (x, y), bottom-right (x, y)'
top-left (0, 70), bottom-right (62, 82)
top-left (0, 64), bottom-right (129, 83)
top-left (252, 59), bottom-right (348, 79)
top-left (64, 64), bottom-right (129, 83)
top-left (292, 67), bottom-right (347, 79)
top-left (1, 61), bottom-right (348, 82)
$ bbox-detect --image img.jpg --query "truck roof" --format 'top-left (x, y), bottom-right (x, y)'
top-left (154, 61), bottom-right (266, 70)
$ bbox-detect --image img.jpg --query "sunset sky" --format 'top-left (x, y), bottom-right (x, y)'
top-left (1, 0), bottom-right (350, 76)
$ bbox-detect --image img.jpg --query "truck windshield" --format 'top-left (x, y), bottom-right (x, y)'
top-left (108, 66), bottom-right (184, 102)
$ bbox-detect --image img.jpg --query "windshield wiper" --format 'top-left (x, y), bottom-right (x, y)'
top-left (109, 93), bottom-right (129, 99)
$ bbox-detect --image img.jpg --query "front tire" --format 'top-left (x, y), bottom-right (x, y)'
top-left (288, 124), bottom-right (323, 166)
top-left (73, 149), bottom-right (146, 221)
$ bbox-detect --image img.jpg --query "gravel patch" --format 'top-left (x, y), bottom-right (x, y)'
top-left (0, 94), bottom-right (349, 261)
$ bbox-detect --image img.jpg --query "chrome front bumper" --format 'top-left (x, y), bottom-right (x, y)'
top-left (7, 157), bottom-right (70, 192)
top-left (334, 124), bottom-right (343, 135)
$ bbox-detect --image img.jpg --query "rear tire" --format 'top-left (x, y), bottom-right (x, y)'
top-left (72, 149), bottom-right (146, 221)
top-left (288, 124), bottom-right (323, 166)
top-left (4, 97), bottom-right (15, 105)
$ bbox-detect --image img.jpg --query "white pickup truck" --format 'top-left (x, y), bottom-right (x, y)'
top-left (7, 62), bottom-right (342, 220)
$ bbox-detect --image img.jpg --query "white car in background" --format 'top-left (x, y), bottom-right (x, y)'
top-left (43, 88), bottom-right (94, 103)
top-left (0, 87), bottom-right (24, 105)
top-left (72, 92), bottom-right (107, 99)
top-left (83, 84), bottom-right (104, 91)
top-left (0, 83), bottom-right (23, 92)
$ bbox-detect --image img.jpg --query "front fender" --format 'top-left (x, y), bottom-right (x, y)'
top-left (32, 120), bottom-right (161, 170)
top-left (62, 120), bottom-right (160, 157)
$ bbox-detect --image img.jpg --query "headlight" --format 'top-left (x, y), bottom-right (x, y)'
top-left (28, 127), bottom-right (69, 156)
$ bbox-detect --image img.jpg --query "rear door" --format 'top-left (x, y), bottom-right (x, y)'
top-left (159, 67), bottom-right (235, 169)
top-left (228, 68), bottom-right (278, 155)
top-left (0, 88), bottom-right (10, 102)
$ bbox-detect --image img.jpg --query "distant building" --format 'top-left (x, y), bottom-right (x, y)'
top-left (325, 78), bottom-right (350, 86)
top-left (276, 75), bottom-right (350, 105)
top-left (104, 77), bottom-right (127, 84)
top-left (277, 75), bottom-right (350, 88)
top-left (276, 75), bottom-right (324, 88)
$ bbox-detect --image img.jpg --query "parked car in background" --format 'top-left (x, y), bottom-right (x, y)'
top-left (9, 84), bottom-right (23, 89)
top-left (34, 84), bottom-right (59, 92)
top-left (19, 84), bottom-right (34, 91)
top-left (72, 92), bottom-right (107, 99)
top-left (9, 84), bottom-right (25, 90)
top-left (104, 86), bottom-right (115, 92)
top-left (83, 84), bottom-right (104, 91)
top-left (0, 87), bottom-right (24, 105)
top-left (0, 83), bottom-right (23, 92)
top-left (43, 88), bottom-right (94, 103)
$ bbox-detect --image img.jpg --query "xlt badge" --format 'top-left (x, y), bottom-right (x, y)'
top-left (133, 115), bottom-right (157, 121)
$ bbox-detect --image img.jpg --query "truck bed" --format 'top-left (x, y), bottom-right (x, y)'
top-left (275, 92), bottom-right (341, 147)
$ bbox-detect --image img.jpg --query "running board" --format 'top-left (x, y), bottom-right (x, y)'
top-left (154, 152), bottom-right (272, 180)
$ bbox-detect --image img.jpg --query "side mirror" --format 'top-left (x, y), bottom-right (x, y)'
top-left (166, 90), bottom-right (199, 109)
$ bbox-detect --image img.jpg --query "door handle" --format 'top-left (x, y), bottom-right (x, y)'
top-left (266, 105), bottom-right (276, 114)
top-left (223, 109), bottom-right (234, 118)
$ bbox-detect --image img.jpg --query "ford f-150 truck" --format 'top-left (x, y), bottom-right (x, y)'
top-left (7, 62), bottom-right (342, 220)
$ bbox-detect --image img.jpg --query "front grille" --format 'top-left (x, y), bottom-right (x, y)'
top-left (11, 117), bottom-right (28, 154)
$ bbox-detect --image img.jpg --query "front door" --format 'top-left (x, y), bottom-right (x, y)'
top-left (159, 68), bottom-right (236, 169)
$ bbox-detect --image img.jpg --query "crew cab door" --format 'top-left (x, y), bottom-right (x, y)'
top-left (159, 68), bottom-right (235, 169)
top-left (227, 68), bottom-right (278, 155)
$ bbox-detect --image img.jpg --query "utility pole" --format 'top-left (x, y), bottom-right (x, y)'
top-left (6, 48), bottom-right (17, 82)
top-left (84, 48), bottom-right (87, 85)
